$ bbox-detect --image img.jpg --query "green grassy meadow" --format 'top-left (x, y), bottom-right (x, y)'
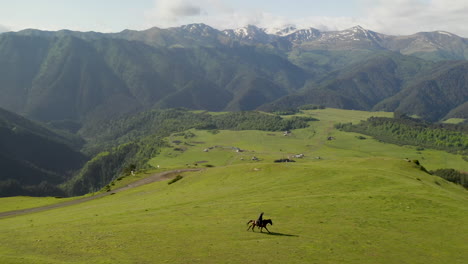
top-left (150, 109), bottom-right (466, 172)
top-left (443, 118), bottom-right (466, 124)
top-left (0, 196), bottom-right (77, 213)
top-left (1, 109), bottom-right (467, 263)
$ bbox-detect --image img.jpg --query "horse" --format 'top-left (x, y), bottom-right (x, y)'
top-left (246, 219), bottom-right (273, 233)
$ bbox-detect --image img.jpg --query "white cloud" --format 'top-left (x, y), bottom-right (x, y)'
top-left (257, 0), bottom-right (468, 37)
top-left (146, 0), bottom-right (217, 28)
top-left (359, 0), bottom-right (468, 36)
top-left (147, 0), bottom-right (257, 29)
top-left (145, 0), bottom-right (468, 37)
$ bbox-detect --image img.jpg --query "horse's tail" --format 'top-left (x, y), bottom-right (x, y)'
top-left (246, 220), bottom-right (253, 225)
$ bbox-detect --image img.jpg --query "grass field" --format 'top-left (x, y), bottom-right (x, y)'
top-left (1, 108), bottom-right (467, 263)
top-left (0, 196), bottom-right (76, 213)
top-left (1, 159), bottom-right (467, 263)
top-left (443, 118), bottom-right (466, 124)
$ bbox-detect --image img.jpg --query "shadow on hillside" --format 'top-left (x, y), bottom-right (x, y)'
top-left (260, 232), bottom-right (298, 237)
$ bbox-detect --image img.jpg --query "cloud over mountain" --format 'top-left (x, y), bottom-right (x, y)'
top-left (146, 0), bottom-right (203, 27)
top-left (364, 0), bottom-right (468, 36)
top-left (145, 0), bottom-right (468, 38)
top-left (0, 24), bottom-right (10, 33)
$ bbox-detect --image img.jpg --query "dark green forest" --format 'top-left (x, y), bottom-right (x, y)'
top-left (431, 169), bottom-right (468, 189)
top-left (337, 115), bottom-right (468, 154)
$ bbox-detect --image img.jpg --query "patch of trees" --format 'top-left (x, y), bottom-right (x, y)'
top-left (207, 111), bottom-right (314, 131)
top-left (298, 104), bottom-right (326, 110)
top-left (64, 136), bottom-right (167, 196)
top-left (274, 158), bottom-right (295, 163)
top-left (80, 108), bottom-right (213, 156)
top-left (431, 169), bottom-right (468, 189)
top-left (336, 116), bottom-right (468, 154)
top-left (263, 104), bottom-right (326, 116)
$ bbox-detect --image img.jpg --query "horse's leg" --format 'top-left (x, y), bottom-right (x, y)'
top-left (264, 226), bottom-right (270, 233)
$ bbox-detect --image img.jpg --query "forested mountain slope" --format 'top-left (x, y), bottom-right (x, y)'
top-left (0, 107), bottom-right (86, 196)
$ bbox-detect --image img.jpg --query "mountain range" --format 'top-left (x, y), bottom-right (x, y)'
top-left (0, 23), bottom-right (467, 126)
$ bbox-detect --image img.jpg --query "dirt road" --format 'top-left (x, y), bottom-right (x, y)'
top-left (0, 169), bottom-right (201, 219)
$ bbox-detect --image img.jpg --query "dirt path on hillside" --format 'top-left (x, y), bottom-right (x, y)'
top-left (0, 169), bottom-right (201, 219)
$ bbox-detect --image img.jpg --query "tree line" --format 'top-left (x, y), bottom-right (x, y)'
top-left (336, 116), bottom-right (467, 155)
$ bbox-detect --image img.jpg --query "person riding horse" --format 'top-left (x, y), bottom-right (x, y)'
top-left (247, 218), bottom-right (273, 233)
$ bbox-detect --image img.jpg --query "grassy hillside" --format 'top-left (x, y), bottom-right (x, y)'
top-left (0, 108), bottom-right (466, 263)
top-left (0, 158), bottom-right (467, 263)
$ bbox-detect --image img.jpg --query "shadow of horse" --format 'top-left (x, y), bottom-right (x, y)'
top-left (261, 232), bottom-right (298, 237)
top-left (246, 219), bottom-right (273, 233)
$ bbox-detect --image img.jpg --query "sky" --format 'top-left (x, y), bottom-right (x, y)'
top-left (1, 0), bottom-right (468, 37)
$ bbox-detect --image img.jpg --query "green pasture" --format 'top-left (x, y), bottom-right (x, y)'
top-left (443, 118), bottom-right (466, 124)
top-left (1, 158), bottom-right (467, 263)
top-left (149, 109), bottom-right (466, 172)
top-left (0, 196), bottom-right (76, 213)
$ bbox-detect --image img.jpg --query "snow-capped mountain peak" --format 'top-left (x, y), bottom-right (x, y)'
top-left (264, 25), bottom-right (299, 37)
top-left (317, 25), bottom-right (382, 44)
top-left (180, 23), bottom-right (217, 36)
top-left (222, 25), bottom-right (274, 43)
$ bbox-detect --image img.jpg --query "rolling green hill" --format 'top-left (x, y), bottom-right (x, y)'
top-left (0, 159), bottom-right (466, 263)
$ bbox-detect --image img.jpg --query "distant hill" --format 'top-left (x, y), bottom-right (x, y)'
top-left (259, 51), bottom-right (433, 112)
top-left (0, 107), bottom-right (86, 196)
top-left (374, 61), bottom-right (468, 121)
top-left (381, 31), bottom-right (468, 61)
top-left (444, 102), bottom-right (468, 121)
